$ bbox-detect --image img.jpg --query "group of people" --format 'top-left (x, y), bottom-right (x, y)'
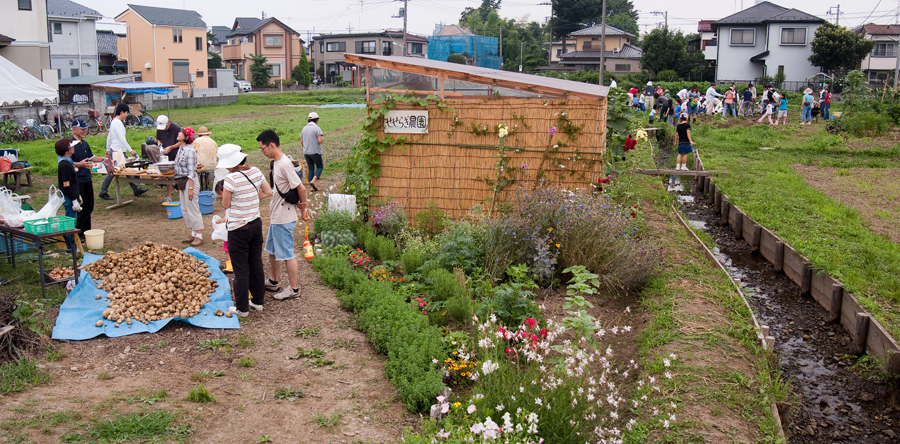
top-left (56, 107), bottom-right (329, 316)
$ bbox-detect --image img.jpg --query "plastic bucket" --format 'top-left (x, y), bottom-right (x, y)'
top-left (84, 229), bottom-right (105, 250)
top-left (163, 201), bottom-right (183, 219)
top-left (199, 191), bottom-right (215, 215)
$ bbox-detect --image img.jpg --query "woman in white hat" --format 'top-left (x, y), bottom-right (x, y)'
top-left (217, 144), bottom-right (273, 317)
top-left (801, 88), bottom-right (815, 125)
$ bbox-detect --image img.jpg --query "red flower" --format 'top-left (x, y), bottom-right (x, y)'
top-left (630, 212), bottom-right (636, 218)
top-left (525, 317), bottom-right (537, 328)
top-left (505, 348), bottom-right (514, 354)
top-left (598, 176), bottom-right (611, 184)
top-left (539, 328), bottom-right (548, 338)
top-left (624, 135), bottom-right (637, 152)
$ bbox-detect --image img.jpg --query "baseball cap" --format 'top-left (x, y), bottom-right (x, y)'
top-left (72, 119), bottom-right (89, 129)
top-left (156, 115), bottom-right (169, 130)
top-left (308, 112), bottom-right (319, 120)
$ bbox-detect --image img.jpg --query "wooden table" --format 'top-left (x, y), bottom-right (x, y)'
top-left (2, 166), bottom-right (33, 192)
top-left (104, 171), bottom-right (176, 210)
top-left (0, 224), bottom-right (80, 298)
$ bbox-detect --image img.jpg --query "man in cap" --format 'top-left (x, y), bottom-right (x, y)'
top-left (300, 112), bottom-right (325, 191)
top-left (193, 126), bottom-right (219, 189)
top-left (156, 115), bottom-right (182, 201)
top-left (99, 103), bottom-right (147, 200)
top-left (70, 119), bottom-right (106, 234)
top-left (643, 81), bottom-right (655, 112)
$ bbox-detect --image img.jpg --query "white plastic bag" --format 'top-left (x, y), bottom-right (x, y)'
top-left (30, 185), bottom-right (64, 220)
top-left (0, 187), bottom-right (21, 214)
top-left (211, 215), bottom-right (228, 241)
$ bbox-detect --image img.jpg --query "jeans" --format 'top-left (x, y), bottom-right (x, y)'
top-left (228, 217), bottom-right (265, 312)
top-left (740, 101), bottom-right (753, 116)
top-left (724, 103), bottom-right (735, 117)
top-left (62, 196), bottom-right (77, 249)
top-left (304, 153), bottom-right (323, 182)
top-left (801, 105), bottom-right (812, 122)
top-left (100, 174), bottom-right (143, 196)
top-left (821, 103), bottom-right (830, 120)
top-left (76, 180), bottom-right (94, 232)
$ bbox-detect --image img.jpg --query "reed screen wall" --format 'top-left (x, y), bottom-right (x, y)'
top-left (371, 96), bottom-right (607, 220)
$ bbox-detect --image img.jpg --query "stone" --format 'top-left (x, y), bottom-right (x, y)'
top-left (860, 393), bottom-right (875, 402)
top-left (885, 430), bottom-right (897, 439)
top-left (803, 334), bottom-right (811, 340)
top-left (124, 346), bottom-right (130, 353)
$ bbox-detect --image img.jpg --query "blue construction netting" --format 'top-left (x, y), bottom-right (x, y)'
top-left (428, 35), bottom-right (502, 70)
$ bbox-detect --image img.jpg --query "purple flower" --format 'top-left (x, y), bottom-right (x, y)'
top-left (548, 126), bottom-right (557, 135)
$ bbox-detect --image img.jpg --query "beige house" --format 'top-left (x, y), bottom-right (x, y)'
top-left (311, 31), bottom-right (427, 83)
top-left (558, 24), bottom-right (642, 74)
top-left (0, 0), bottom-right (55, 85)
top-left (548, 40), bottom-right (576, 64)
top-left (858, 24), bottom-right (900, 85)
top-left (115, 4), bottom-right (207, 90)
top-left (222, 17), bottom-right (304, 83)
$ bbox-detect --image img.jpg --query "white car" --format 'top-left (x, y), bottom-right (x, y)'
top-left (234, 79), bottom-right (252, 92)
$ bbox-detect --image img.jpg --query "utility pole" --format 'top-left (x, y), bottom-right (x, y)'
top-left (540, 2), bottom-right (552, 65)
top-left (520, 41), bottom-right (523, 72)
top-left (828, 5), bottom-right (840, 26)
top-left (499, 26), bottom-right (502, 64)
top-left (650, 11), bottom-right (667, 29)
top-left (402, 0), bottom-right (408, 56)
top-left (599, 0), bottom-right (607, 85)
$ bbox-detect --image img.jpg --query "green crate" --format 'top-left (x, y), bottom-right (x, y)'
top-left (23, 218), bottom-right (52, 235)
top-left (49, 216), bottom-right (76, 233)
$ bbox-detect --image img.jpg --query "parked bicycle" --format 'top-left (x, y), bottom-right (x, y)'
top-left (85, 108), bottom-right (104, 135)
top-left (0, 116), bottom-right (32, 143)
top-left (26, 118), bottom-right (54, 140)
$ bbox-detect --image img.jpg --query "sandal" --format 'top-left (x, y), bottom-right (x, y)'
top-left (181, 237), bottom-right (195, 244)
top-left (190, 237), bottom-right (203, 247)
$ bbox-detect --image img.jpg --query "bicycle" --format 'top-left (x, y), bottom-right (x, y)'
top-left (85, 109), bottom-right (104, 135)
top-left (26, 118), bottom-right (54, 140)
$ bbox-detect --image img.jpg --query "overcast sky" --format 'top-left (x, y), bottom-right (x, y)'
top-left (80, 0), bottom-right (900, 39)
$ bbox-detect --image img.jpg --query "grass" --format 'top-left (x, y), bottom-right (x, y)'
top-left (197, 338), bottom-right (228, 350)
top-left (289, 347), bottom-right (326, 359)
top-left (0, 358), bottom-right (51, 395)
top-left (189, 370), bottom-right (225, 382)
top-left (97, 373), bottom-right (113, 381)
top-left (274, 386), bottom-right (306, 402)
top-left (236, 334), bottom-right (254, 348)
top-left (127, 389), bottom-right (169, 405)
top-left (309, 411), bottom-right (341, 428)
top-left (236, 355), bottom-right (257, 368)
top-left (134, 340), bottom-right (171, 351)
top-left (61, 410), bottom-right (191, 443)
top-left (294, 326), bottom-right (321, 338)
top-left (185, 384), bottom-right (216, 403)
top-left (693, 122), bottom-right (900, 338)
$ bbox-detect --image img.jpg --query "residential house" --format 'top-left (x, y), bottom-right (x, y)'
top-left (0, 0), bottom-right (55, 85)
top-left (221, 17), bottom-right (304, 84)
top-left (48, 0), bottom-right (102, 80)
top-left (698, 20), bottom-right (718, 62)
top-left (209, 25), bottom-right (230, 54)
top-left (711, 1), bottom-right (824, 83)
top-left (557, 24), bottom-right (642, 74)
top-left (312, 31), bottom-right (428, 83)
top-left (97, 29), bottom-right (127, 74)
top-left (857, 23), bottom-right (900, 85)
top-left (115, 4), bottom-right (207, 90)
top-left (549, 40), bottom-right (577, 64)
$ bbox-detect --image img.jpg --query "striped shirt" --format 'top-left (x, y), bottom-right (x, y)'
top-left (223, 167), bottom-right (266, 231)
top-left (174, 144), bottom-right (198, 180)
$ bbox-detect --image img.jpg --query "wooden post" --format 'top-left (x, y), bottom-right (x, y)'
top-left (731, 207), bottom-right (742, 235)
top-left (709, 182), bottom-right (716, 204)
top-left (773, 240), bottom-right (784, 272)
top-left (829, 283), bottom-right (843, 323)
top-left (720, 197), bottom-right (730, 224)
top-left (714, 189), bottom-right (722, 211)
top-left (853, 313), bottom-right (871, 355)
top-left (365, 66), bottom-right (370, 102)
top-left (800, 265), bottom-right (812, 298)
top-left (750, 225), bottom-right (762, 252)
top-left (440, 75), bottom-right (445, 100)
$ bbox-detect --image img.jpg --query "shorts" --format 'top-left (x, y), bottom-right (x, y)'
top-left (222, 241), bottom-right (228, 253)
top-left (678, 143), bottom-right (694, 155)
top-left (264, 221), bottom-right (297, 261)
top-left (777, 110), bottom-right (788, 118)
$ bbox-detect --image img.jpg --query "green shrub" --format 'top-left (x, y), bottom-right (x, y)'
top-left (321, 229), bottom-right (357, 248)
top-left (427, 310), bottom-right (449, 327)
top-left (422, 224), bottom-right (485, 274)
top-left (413, 202), bottom-right (448, 238)
top-left (475, 283), bottom-right (541, 328)
top-left (370, 201), bottom-right (408, 238)
top-left (317, 208), bottom-right (355, 232)
top-left (373, 236), bottom-right (397, 261)
top-left (426, 268), bottom-right (464, 302)
top-left (656, 70), bottom-right (678, 81)
top-left (842, 111), bottom-right (893, 137)
top-left (445, 292), bottom-right (473, 325)
top-left (400, 249), bottom-right (424, 275)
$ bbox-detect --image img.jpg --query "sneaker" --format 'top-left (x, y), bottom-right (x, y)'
top-left (165, 197), bottom-right (172, 203)
top-left (274, 286), bottom-right (301, 301)
top-left (248, 301), bottom-right (264, 311)
top-left (228, 306), bottom-right (248, 318)
top-left (265, 278), bottom-right (280, 292)
top-left (99, 193), bottom-right (113, 201)
top-left (133, 188), bottom-right (148, 197)
top-left (190, 237), bottom-right (203, 247)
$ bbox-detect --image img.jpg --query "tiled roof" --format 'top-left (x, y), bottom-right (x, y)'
top-left (436, 25), bottom-right (473, 36)
top-left (559, 44), bottom-right (642, 60)
top-left (316, 31), bottom-right (428, 43)
top-left (210, 26), bottom-right (230, 44)
top-left (713, 1), bottom-right (823, 26)
top-left (226, 17), bottom-right (301, 39)
top-left (698, 20), bottom-right (714, 32)
top-left (0, 34), bottom-right (14, 44)
top-left (860, 24), bottom-right (900, 36)
top-left (125, 4), bottom-right (206, 28)
top-left (96, 29), bottom-right (118, 56)
top-left (569, 24), bottom-right (635, 38)
top-left (48, 0), bottom-right (102, 19)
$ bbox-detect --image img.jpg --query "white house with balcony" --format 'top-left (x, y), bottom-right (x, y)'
top-left (698, 20), bottom-right (717, 61)
top-left (711, 1), bottom-right (824, 83)
top-left (857, 24), bottom-right (900, 85)
top-left (48, 0), bottom-right (102, 80)
top-left (0, 0), bottom-right (56, 86)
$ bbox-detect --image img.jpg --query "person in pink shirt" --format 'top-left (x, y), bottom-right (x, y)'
top-left (821, 86), bottom-right (832, 120)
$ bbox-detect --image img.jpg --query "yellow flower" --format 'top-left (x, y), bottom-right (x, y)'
top-left (454, 402), bottom-right (461, 407)
top-left (547, 227), bottom-right (553, 232)
top-left (555, 243), bottom-right (561, 248)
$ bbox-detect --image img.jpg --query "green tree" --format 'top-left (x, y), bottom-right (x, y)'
top-left (809, 22), bottom-right (875, 79)
top-left (447, 53), bottom-right (468, 64)
top-left (460, 0), bottom-right (502, 23)
top-left (206, 30), bottom-right (217, 47)
top-left (293, 47), bottom-right (312, 86)
top-left (248, 53), bottom-right (272, 87)
top-left (551, 0), bottom-right (637, 40)
top-left (207, 52), bottom-right (223, 69)
top-left (640, 27), bottom-right (688, 77)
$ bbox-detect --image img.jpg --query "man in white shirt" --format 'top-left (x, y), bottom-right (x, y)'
top-left (99, 103), bottom-right (146, 200)
top-left (609, 76), bottom-right (617, 89)
top-left (705, 82), bottom-right (724, 115)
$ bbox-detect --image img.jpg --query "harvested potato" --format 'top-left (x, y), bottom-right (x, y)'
top-left (214, 310), bottom-right (224, 317)
top-left (96, 320), bottom-right (103, 327)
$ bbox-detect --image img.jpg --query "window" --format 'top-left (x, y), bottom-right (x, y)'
top-left (730, 28), bottom-right (754, 45)
top-left (326, 42), bottom-right (346, 52)
top-left (173, 28), bottom-right (183, 43)
top-left (53, 23), bottom-right (62, 34)
top-left (70, 68), bottom-right (79, 77)
top-left (195, 70), bottom-right (204, 77)
top-left (409, 42), bottom-right (423, 54)
top-left (265, 35), bottom-right (283, 47)
top-left (614, 64), bottom-right (630, 72)
top-left (358, 40), bottom-right (376, 54)
top-left (319, 42), bottom-right (324, 53)
top-left (196, 36), bottom-right (203, 51)
top-left (383, 41), bottom-right (392, 55)
top-left (556, 49), bottom-right (562, 57)
top-left (780, 27), bottom-right (806, 45)
top-left (173, 61), bottom-right (190, 83)
top-left (873, 42), bottom-right (897, 57)
top-left (268, 62), bottom-right (281, 77)
top-left (18, 0), bottom-right (31, 11)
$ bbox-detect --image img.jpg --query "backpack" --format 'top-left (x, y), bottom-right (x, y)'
top-left (269, 160), bottom-right (301, 205)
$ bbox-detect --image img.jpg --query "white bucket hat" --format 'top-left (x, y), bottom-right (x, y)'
top-left (803, 88), bottom-right (813, 95)
top-left (215, 144), bottom-right (247, 169)
top-left (308, 112), bottom-right (320, 120)
top-left (647, 81), bottom-right (653, 86)
top-left (156, 114), bottom-right (169, 130)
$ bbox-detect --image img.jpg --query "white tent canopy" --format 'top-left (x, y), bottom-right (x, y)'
top-left (0, 55), bottom-right (58, 106)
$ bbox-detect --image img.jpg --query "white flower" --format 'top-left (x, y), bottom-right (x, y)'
top-left (663, 358), bottom-right (671, 367)
top-left (432, 358), bottom-right (438, 364)
top-left (468, 404), bottom-right (477, 414)
top-left (665, 371), bottom-right (673, 379)
top-left (475, 393), bottom-right (484, 400)
top-left (496, 403), bottom-right (504, 411)
top-left (470, 422), bottom-right (485, 434)
top-left (482, 360), bottom-right (499, 375)
top-left (535, 397), bottom-right (543, 406)
top-left (498, 128), bottom-right (508, 138)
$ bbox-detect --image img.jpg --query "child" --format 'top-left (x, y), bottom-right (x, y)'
top-left (674, 115), bottom-right (694, 171)
top-left (672, 99), bottom-right (683, 127)
top-left (811, 100), bottom-right (821, 123)
top-left (56, 138), bottom-right (81, 249)
top-left (757, 99), bottom-right (775, 125)
top-left (213, 180), bottom-right (232, 273)
top-left (776, 95), bottom-right (788, 125)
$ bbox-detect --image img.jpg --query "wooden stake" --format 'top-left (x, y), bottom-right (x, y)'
top-left (853, 313), bottom-right (871, 355)
top-left (800, 265), bottom-right (812, 298)
top-left (720, 198), bottom-right (730, 224)
top-left (829, 283), bottom-right (843, 323)
top-left (773, 240), bottom-right (784, 272)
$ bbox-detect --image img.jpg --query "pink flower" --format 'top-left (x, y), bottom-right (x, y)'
top-left (525, 317), bottom-right (537, 328)
top-left (548, 126), bottom-right (557, 135)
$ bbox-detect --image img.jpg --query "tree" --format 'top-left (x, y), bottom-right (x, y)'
top-left (293, 47), bottom-right (312, 86)
top-left (207, 51), bottom-right (223, 69)
top-left (460, 0), bottom-right (502, 23)
top-left (551, 0), bottom-right (637, 40)
top-left (206, 31), bottom-right (217, 50)
top-left (248, 53), bottom-right (272, 87)
top-left (447, 53), bottom-right (468, 64)
top-left (809, 22), bottom-right (875, 79)
top-left (640, 27), bottom-right (688, 77)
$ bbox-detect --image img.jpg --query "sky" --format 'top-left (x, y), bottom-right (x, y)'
top-left (79, 0), bottom-right (900, 39)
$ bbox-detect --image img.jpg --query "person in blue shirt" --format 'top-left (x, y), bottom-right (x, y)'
top-left (801, 88), bottom-right (815, 125)
top-left (776, 95), bottom-right (788, 126)
top-left (740, 86), bottom-right (754, 117)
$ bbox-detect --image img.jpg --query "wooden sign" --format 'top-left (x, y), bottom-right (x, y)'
top-left (384, 110), bottom-right (429, 134)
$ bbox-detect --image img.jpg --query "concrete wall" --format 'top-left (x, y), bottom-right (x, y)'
top-left (715, 25), bottom-right (767, 82)
top-left (764, 23), bottom-right (821, 82)
top-left (117, 9), bottom-right (207, 90)
top-left (49, 19), bottom-right (100, 79)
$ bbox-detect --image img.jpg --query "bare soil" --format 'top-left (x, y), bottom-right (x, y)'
top-left (791, 164), bottom-right (900, 243)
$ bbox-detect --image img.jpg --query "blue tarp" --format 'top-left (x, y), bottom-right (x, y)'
top-left (318, 103), bottom-right (366, 108)
top-left (428, 35), bottom-right (502, 70)
top-left (94, 82), bottom-right (177, 95)
top-left (51, 247), bottom-right (238, 340)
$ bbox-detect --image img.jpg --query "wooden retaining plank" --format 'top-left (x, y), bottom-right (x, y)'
top-left (742, 214), bottom-right (762, 252)
top-left (708, 181), bottom-right (716, 204)
top-left (865, 315), bottom-right (900, 374)
top-left (840, 290), bottom-right (868, 348)
top-left (720, 196), bottom-right (730, 224)
top-left (810, 271), bottom-right (843, 322)
top-left (759, 227), bottom-right (784, 271)
top-left (728, 204), bottom-right (744, 235)
top-left (782, 244), bottom-right (812, 296)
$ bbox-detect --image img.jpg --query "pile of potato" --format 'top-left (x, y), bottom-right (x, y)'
top-left (82, 242), bottom-right (218, 327)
